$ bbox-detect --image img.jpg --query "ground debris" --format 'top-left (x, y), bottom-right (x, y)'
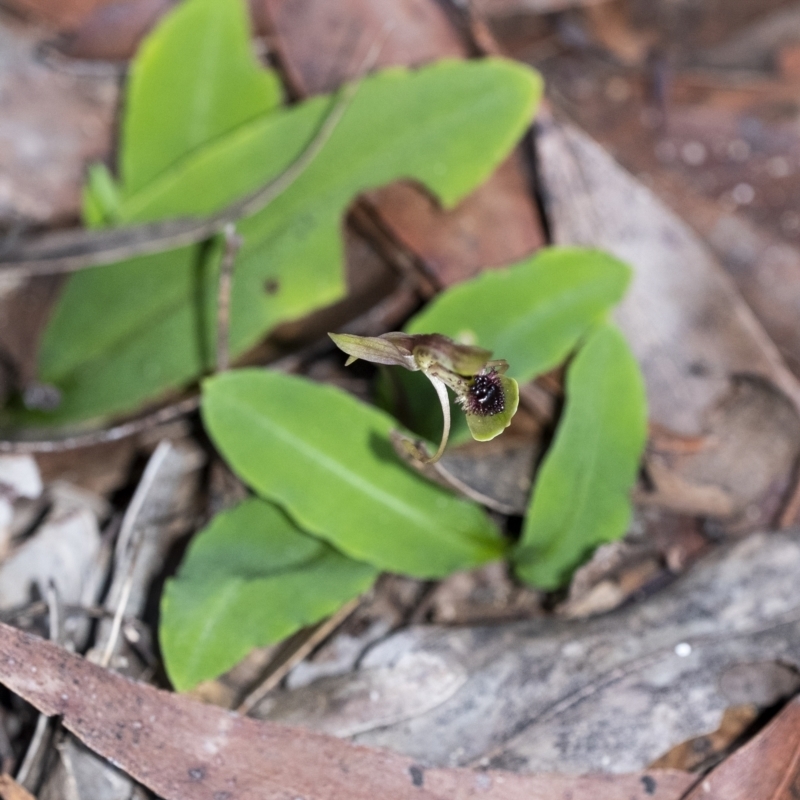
top-left (257, 529), bottom-right (800, 774)
top-left (537, 111), bottom-right (800, 527)
top-left (0, 621), bottom-right (693, 800)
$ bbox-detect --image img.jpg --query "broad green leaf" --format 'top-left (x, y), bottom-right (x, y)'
top-left (514, 323), bottom-right (647, 590)
top-left (383, 247), bottom-right (630, 445)
top-left (160, 497), bottom-right (377, 691)
top-left (27, 57), bottom-right (543, 427)
top-left (406, 247), bottom-right (631, 382)
top-left (201, 370), bottom-right (505, 577)
top-left (121, 0), bottom-right (282, 195)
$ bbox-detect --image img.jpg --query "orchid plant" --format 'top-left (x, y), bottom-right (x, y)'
top-left (329, 332), bottom-right (519, 463)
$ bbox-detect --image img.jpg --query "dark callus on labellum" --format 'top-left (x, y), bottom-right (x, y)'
top-left (328, 331), bottom-right (519, 463)
top-left (466, 370), bottom-right (505, 416)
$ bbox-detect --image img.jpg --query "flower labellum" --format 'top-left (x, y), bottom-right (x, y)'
top-left (466, 370), bottom-right (505, 416)
top-left (328, 331), bottom-right (519, 461)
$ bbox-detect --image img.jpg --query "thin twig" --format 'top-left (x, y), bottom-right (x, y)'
top-left (54, 738), bottom-right (82, 800)
top-left (99, 572), bottom-right (136, 669)
top-left (44, 581), bottom-right (62, 648)
top-left (389, 430), bottom-right (520, 514)
top-left (99, 441), bottom-right (172, 668)
top-left (0, 80), bottom-right (358, 278)
top-left (0, 600), bottom-right (124, 625)
top-left (777, 460), bottom-right (800, 529)
top-left (430, 459), bottom-right (520, 515)
top-left (237, 597), bottom-right (361, 716)
top-left (216, 224), bottom-right (243, 373)
top-left (14, 695), bottom-right (50, 789)
top-left (0, 279), bottom-right (419, 456)
top-left (0, 395), bottom-right (199, 454)
top-left (15, 582), bottom-right (63, 789)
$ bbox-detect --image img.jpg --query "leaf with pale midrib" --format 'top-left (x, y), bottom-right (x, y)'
top-left (23, 55), bottom-right (542, 427)
top-left (514, 322), bottom-right (647, 589)
top-left (386, 247), bottom-right (631, 445)
top-left (160, 497), bottom-right (378, 691)
top-left (407, 247), bottom-right (631, 382)
top-left (201, 370), bottom-right (506, 578)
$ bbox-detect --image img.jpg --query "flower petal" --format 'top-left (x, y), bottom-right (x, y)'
top-left (465, 375), bottom-right (519, 442)
top-left (329, 333), bottom-right (417, 369)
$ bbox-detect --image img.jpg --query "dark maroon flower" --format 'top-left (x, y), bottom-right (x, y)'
top-left (464, 370), bottom-right (505, 417)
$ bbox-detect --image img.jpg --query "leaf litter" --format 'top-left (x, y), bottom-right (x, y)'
top-left (2, 0), bottom-right (800, 796)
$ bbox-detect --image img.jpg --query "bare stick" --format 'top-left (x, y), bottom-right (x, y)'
top-left (15, 582), bottom-right (62, 788)
top-left (237, 597), bottom-right (361, 716)
top-left (0, 395), bottom-right (199, 454)
top-left (216, 224), bottom-right (243, 373)
top-left (778, 475), bottom-right (800, 529)
top-left (54, 738), bottom-right (82, 800)
top-left (430, 459), bottom-right (520, 515)
top-left (99, 441), bottom-right (172, 668)
top-left (14, 702), bottom-right (50, 789)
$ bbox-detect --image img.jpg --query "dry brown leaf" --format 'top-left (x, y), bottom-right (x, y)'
top-left (537, 110), bottom-right (800, 525)
top-left (259, 0), bottom-right (546, 287)
top-left (651, 704), bottom-right (759, 772)
top-left (684, 696), bottom-right (800, 799)
top-left (0, 774), bottom-right (36, 800)
top-left (55, 0), bottom-right (177, 61)
top-left (0, 14), bottom-right (117, 224)
top-left (0, 622), bottom-right (692, 800)
top-left (472, 0), bottom-right (612, 17)
top-left (638, 455), bottom-right (736, 518)
top-left (3, 0), bottom-right (109, 28)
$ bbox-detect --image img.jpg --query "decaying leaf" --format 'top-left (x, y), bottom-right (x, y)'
top-left (258, 529), bottom-right (800, 774)
top-left (537, 112), bottom-right (800, 523)
top-left (683, 696), bottom-right (800, 800)
top-left (0, 773), bottom-right (36, 800)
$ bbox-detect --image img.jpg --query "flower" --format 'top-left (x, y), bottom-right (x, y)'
top-left (329, 332), bottom-right (519, 462)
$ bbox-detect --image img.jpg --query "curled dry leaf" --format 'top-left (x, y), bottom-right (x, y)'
top-left (683, 695), bottom-right (800, 800)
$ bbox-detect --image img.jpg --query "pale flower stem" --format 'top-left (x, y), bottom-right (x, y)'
top-left (426, 375), bottom-right (451, 464)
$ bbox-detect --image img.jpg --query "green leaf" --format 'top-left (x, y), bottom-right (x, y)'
top-left (406, 247), bottom-right (631, 382)
top-left (121, 0), bottom-right (282, 195)
top-left (201, 369), bottom-right (505, 577)
top-left (27, 56), bottom-right (543, 427)
top-left (513, 323), bottom-right (647, 590)
top-left (160, 497), bottom-right (377, 691)
top-left (83, 163), bottom-right (121, 227)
